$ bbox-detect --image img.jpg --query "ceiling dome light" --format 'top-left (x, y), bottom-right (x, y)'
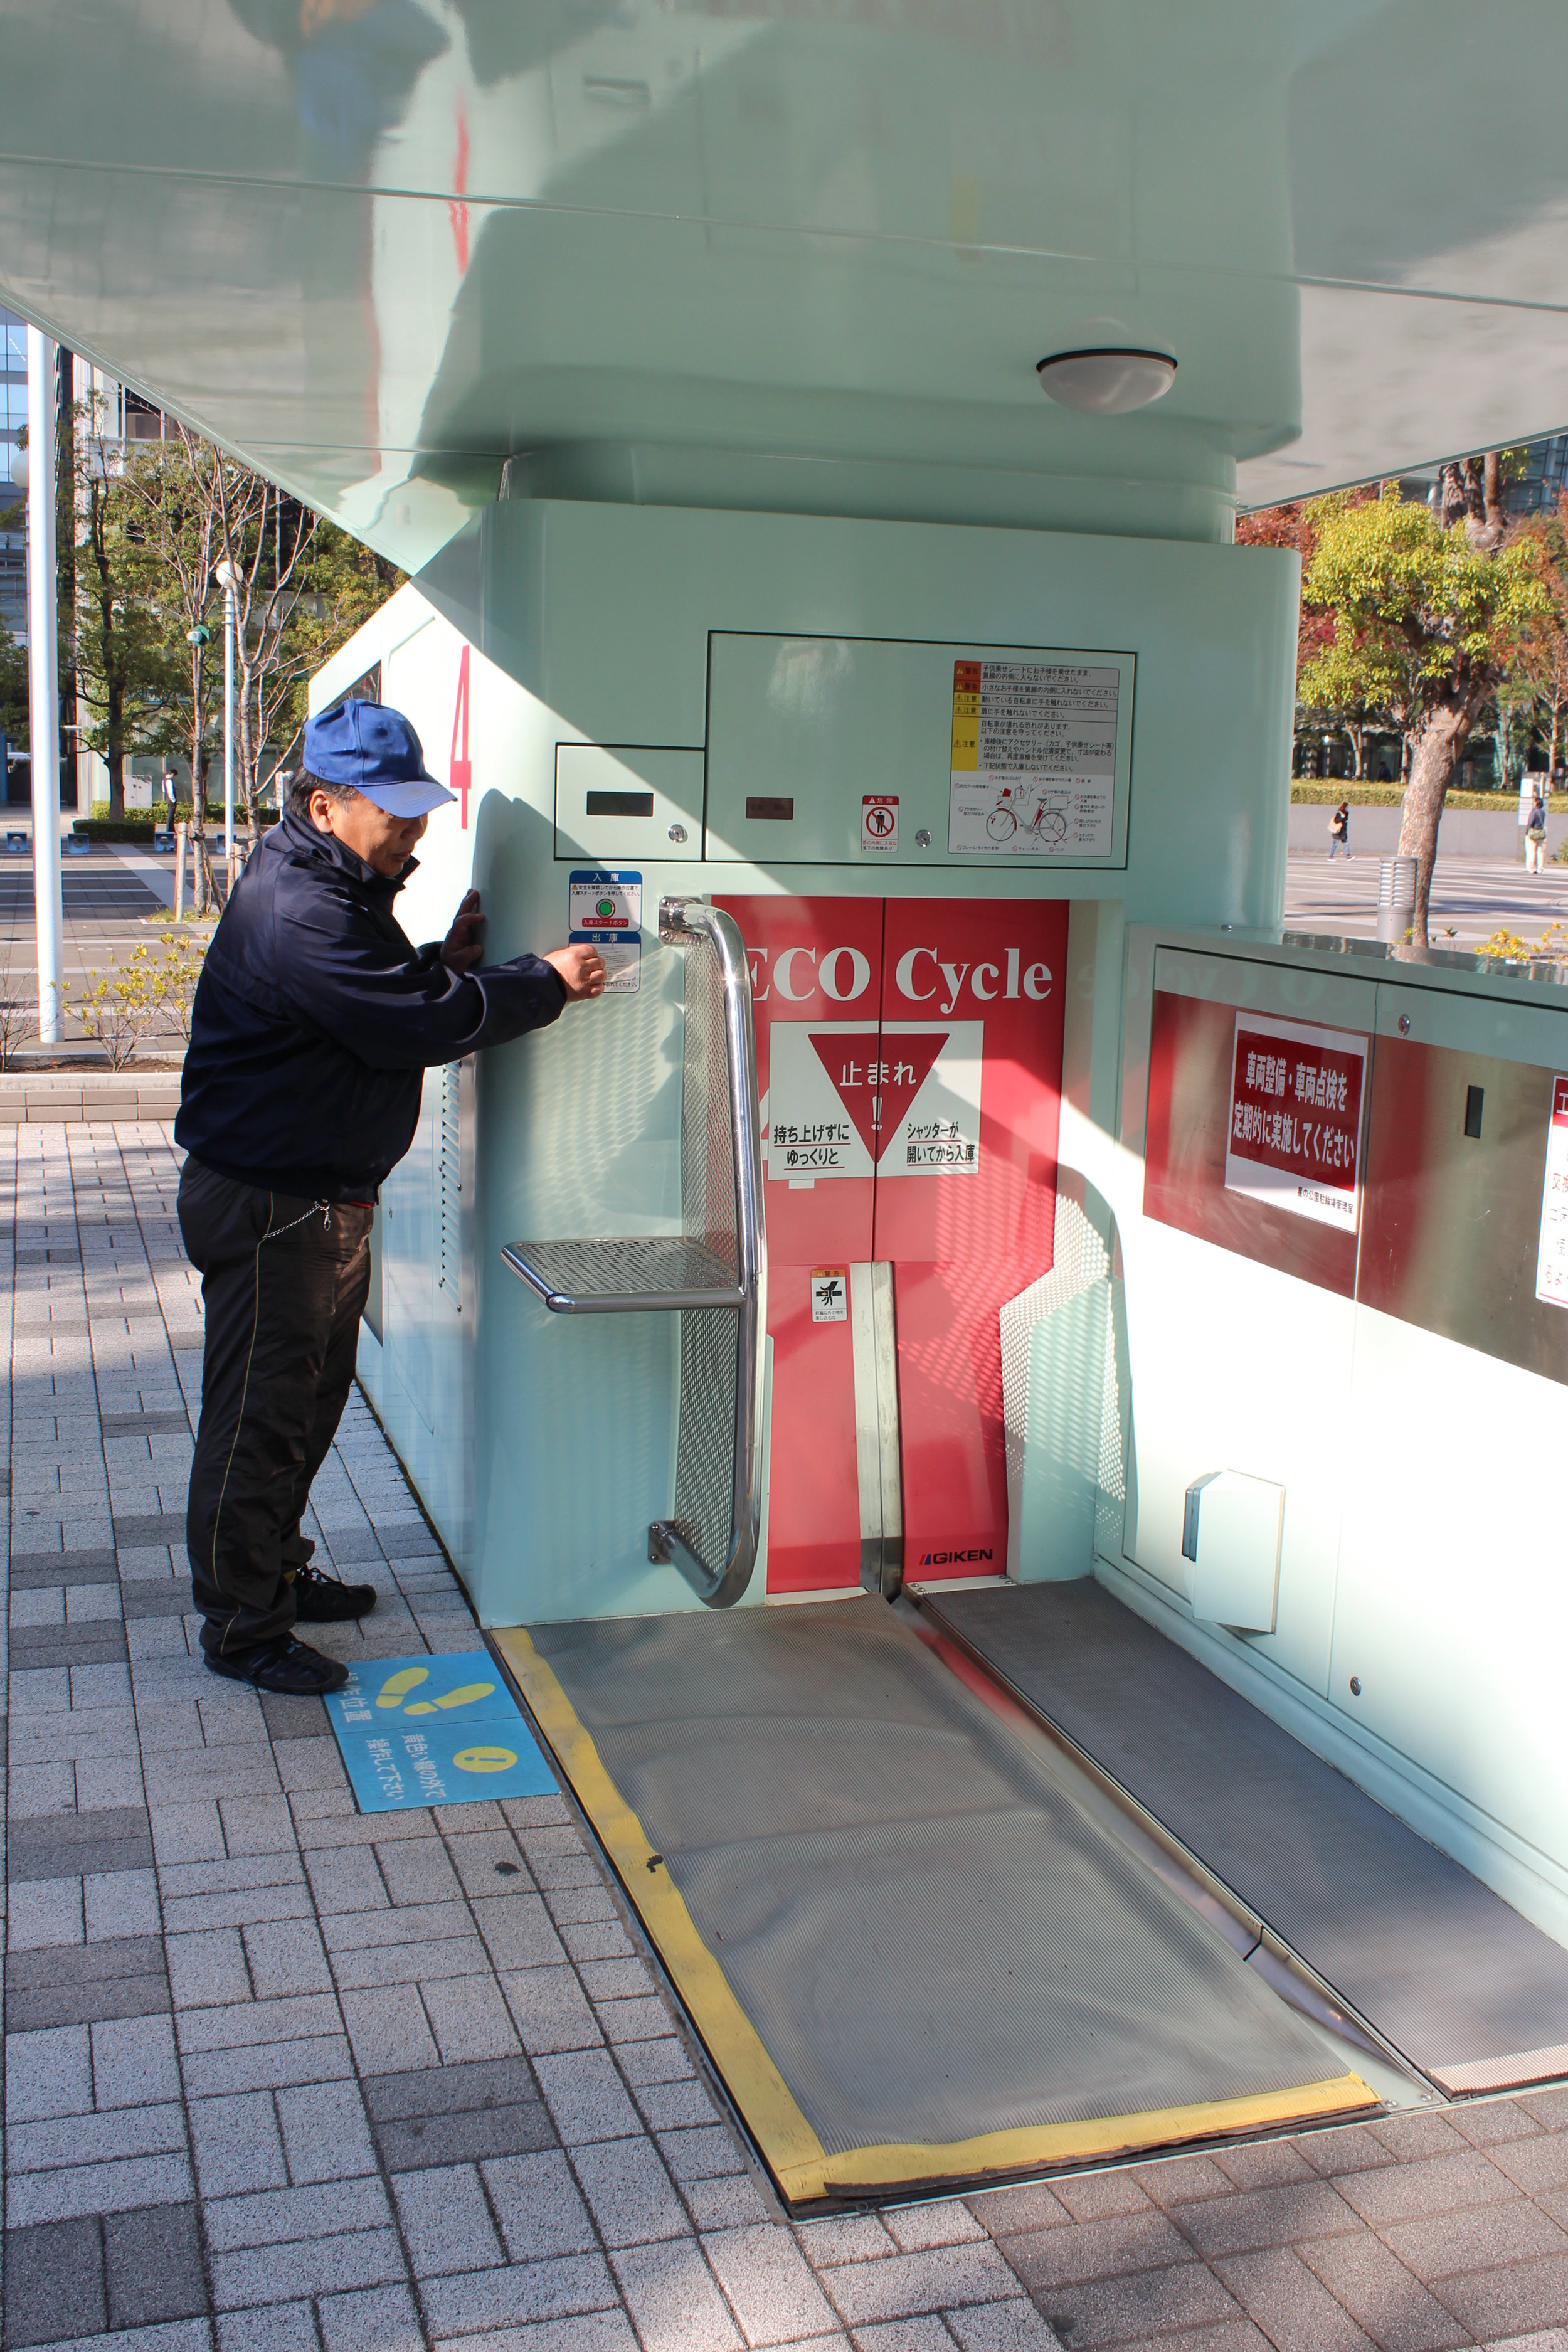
top-left (1035, 347), bottom-right (1177, 415)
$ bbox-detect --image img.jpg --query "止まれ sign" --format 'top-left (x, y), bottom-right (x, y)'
top-left (1223, 1014), bottom-right (1368, 1232)
top-left (766, 1020), bottom-right (982, 1180)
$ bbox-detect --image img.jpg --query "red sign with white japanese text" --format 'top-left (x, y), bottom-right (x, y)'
top-left (1224, 1014), bottom-right (1368, 1232)
top-left (1535, 1076), bottom-right (1568, 1308)
top-left (810, 1031), bottom-right (947, 1159)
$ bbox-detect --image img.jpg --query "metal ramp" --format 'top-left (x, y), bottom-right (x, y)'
top-left (926, 1578), bottom-right (1568, 2099)
top-left (493, 1599), bottom-right (1377, 2212)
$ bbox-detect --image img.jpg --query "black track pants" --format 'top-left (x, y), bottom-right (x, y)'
top-left (179, 1158), bottom-right (373, 1660)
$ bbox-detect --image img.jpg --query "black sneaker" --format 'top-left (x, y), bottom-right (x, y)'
top-left (204, 1636), bottom-right (349, 1695)
top-left (292, 1562), bottom-right (378, 1622)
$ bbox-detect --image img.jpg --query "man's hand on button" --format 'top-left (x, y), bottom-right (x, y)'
top-left (543, 943), bottom-right (608, 1000)
top-left (441, 890), bottom-right (486, 975)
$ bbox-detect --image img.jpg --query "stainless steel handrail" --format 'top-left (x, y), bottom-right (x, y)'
top-left (648, 897), bottom-right (768, 1609)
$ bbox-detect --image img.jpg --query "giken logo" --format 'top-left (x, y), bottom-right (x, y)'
top-left (920, 1547), bottom-right (993, 1567)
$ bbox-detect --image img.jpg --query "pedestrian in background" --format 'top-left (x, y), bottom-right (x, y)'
top-left (1328, 799), bottom-right (1351, 859)
top-left (1526, 787), bottom-right (1549, 874)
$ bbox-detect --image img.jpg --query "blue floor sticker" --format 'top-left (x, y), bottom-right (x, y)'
top-left (326, 1651), bottom-right (558, 1813)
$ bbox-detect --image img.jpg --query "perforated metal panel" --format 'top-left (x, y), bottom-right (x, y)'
top-left (671, 1307), bottom-right (741, 1573)
top-left (501, 1239), bottom-right (743, 1311)
top-left (671, 925), bottom-right (744, 1569)
top-left (438, 1062), bottom-right (461, 1306)
top-left (502, 900), bottom-right (763, 1605)
top-left (682, 922), bottom-right (740, 1279)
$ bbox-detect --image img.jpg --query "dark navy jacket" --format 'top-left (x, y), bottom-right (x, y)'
top-left (175, 810), bottom-right (566, 1198)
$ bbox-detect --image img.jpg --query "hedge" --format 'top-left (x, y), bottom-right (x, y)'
top-left (1290, 782), bottom-right (1545, 811)
top-left (75, 812), bottom-right (222, 841)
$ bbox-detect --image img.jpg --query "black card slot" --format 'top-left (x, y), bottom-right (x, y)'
top-left (585, 790), bottom-right (655, 818)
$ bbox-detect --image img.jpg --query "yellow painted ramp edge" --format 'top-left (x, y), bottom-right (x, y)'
top-left (495, 1628), bottom-right (1378, 2204)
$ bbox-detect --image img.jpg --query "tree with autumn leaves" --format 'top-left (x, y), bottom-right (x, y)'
top-left (1509, 495), bottom-right (1568, 781)
top-left (1245, 477), bottom-right (1551, 946)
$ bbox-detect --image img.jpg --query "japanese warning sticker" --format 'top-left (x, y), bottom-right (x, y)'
top-left (569, 869), bottom-right (640, 994)
top-left (861, 795), bottom-right (899, 854)
top-left (949, 659), bottom-right (1118, 857)
top-left (1535, 1076), bottom-right (1568, 1308)
top-left (810, 1269), bottom-right (848, 1322)
top-left (1223, 1012), bottom-right (1368, 1232)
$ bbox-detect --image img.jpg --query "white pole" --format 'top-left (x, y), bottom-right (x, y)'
top-left (223, 581), bottom-right (235, 875)
top-left (26, 326), bottom-right (62, 1046)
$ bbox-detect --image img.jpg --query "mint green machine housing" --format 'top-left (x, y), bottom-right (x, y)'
top-left (314, 495), bottom-right (1301, 1629)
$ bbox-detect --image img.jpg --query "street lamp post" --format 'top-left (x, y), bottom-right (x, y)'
top-left (25, 325), bottom-right (63, 1045)
top-left (214, 557), bottom-right (240, 882)
top-left (185, 622), bottom-right (211, 913)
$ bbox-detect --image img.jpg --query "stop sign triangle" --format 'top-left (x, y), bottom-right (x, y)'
top-left (810, 1030), bottom-right (948, 1163)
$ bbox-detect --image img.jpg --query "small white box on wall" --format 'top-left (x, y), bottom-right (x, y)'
top-left (1183, 1470), bottom-right (1285, 1634)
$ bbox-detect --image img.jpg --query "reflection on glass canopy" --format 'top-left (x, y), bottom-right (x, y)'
top-left (0, 3), bottom-right (1566, 570)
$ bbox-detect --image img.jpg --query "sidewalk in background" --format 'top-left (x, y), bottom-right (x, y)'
top-left (1285, 852), bottom-right (1568, 953)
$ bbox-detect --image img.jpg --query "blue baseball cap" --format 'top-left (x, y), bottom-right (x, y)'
top-left (304, 699), bottom-right (456, 818)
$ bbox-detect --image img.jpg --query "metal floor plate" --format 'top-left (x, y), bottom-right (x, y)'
top-left (495, 1601), bottom-right (1372, 2206)
top-left (929, 1579), bottom-right (1568, 2094)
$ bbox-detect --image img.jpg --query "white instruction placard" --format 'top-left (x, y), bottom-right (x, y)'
top-left (949, 659), bottom-right (1119, 857)
top-left (1537, 1076), bottom-right (1568, 1308)
top-left (568, 869), bottom-right (641, 995)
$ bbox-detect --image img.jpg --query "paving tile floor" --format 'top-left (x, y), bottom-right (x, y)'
top-left (4, 1122), bottom-right (1568, 2352)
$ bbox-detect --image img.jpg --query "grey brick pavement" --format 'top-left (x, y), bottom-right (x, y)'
top-left (3, 1124), bottom-right (1568, 2352)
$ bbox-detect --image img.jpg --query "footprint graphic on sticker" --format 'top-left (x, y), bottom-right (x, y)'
top-left (376, 1667), bottom-right (429, 1708)
top-left (453, 1745), bottom-right (517, 1774)
top-left (405, 1683), bottom-right (497, 1716)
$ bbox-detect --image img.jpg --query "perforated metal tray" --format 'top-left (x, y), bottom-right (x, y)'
top-left (501, 1236), bottom-right (745, 1313)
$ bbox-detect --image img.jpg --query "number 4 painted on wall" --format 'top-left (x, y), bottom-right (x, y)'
top-left (450, 642), bottom-right (472, 829)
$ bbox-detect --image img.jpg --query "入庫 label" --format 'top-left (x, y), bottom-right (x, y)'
top-left (568, 869), bottom-right (641, 994)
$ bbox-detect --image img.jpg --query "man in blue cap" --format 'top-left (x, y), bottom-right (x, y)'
top-left (175, 698), bottom-right (605, 1695)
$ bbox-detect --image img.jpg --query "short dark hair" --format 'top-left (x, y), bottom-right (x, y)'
top-left (287, 768), bottom-right (361, 822)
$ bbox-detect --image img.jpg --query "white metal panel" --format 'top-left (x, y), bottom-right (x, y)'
top-left (1115, 945), bottom-right (1379, 1697)
top-left (1332, 1305), bottom-right (1568, 1877)
top-left (1190, 1471), bottom-right (1285, 1634)
top-left (1019, 1284), bottom-right (1112, 1582)
top-left (554, 744), bottom-right (703, 864)
top-left (1120, 1220), bottom-right (1353, 1698)
top-left (704, 633), bottom-right (1134, 871)
top-left (381, 1078), bottom-right (437, 1442)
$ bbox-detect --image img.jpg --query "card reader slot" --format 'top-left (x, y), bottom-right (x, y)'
top-left (585, 789), bottom-right (655, 817)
